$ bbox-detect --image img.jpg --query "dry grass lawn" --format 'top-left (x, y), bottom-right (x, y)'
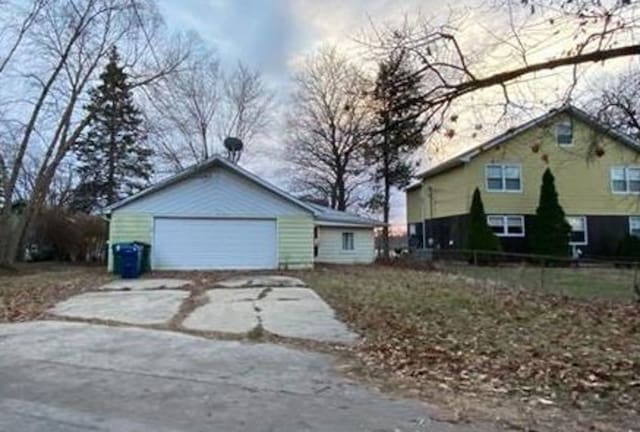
top-left (3, 262), bottom-right (639, 430)
top-left (298, 265), bottom-right (640, 431)
top-left (0, 263), bottom-right (110, 322)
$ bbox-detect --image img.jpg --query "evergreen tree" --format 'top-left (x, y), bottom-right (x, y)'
top-left (72, 46), bottom-right (152, 212)
top-left (366, 49), bottom-right (426, 258)
top-left (531, 168), bottom-right (571, 256)
top-left (467, 188), bottom-right (501, 252)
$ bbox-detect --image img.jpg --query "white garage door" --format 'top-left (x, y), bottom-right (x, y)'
top-left (153, 218), bottom-right (277, 270)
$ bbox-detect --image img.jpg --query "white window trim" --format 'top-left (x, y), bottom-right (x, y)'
top-left (555, 121), bottom-right (574, 147)
top-left (486, 214), bottom-right (525, 238)
top-left (341, 232), bottom-right (355, 251)
top-left (611, 166), bottom-right (640, 195)
top-left (485, 164), bottom-right (523, 193)
top-left (567, 216), bottom-right (588, 246)
top-left (629, 216), bottom-right (640, 237)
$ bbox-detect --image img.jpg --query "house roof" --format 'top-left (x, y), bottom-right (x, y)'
top-left (105, 156), bottom-right (317, 214)
top-left (405, 182), bottom-right (422, 192)
top-left (415, 104), bottom-right (640, 182)
top-left (305, 202), bottom-right (384, 227)
top-left (105, 155), bottom-right (382, 227)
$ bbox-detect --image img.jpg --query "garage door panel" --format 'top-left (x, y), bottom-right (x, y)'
top-left (153, 218), bottom-right (277, 270)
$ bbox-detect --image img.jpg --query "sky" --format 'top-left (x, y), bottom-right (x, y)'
top-left (157, 0), bottom-right (440, 227)
top-left (155, 0), bottom-right (632, 228)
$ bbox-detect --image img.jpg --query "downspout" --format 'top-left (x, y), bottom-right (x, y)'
top-left (420, 183), bottom-right (426, 250)
top-left (427, 185), bottom-right (433, 249)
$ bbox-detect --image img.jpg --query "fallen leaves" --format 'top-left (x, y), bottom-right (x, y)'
top-left (305, 265), bottom-right (640, 429)
top-left (0, 264), bottom-right (109, 322)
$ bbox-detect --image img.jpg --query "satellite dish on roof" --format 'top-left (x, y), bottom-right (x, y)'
top-left (223, 137), bottom-right (243, 163)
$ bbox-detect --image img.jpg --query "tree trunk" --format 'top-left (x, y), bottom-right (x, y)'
top-left (335, 164), bottom-right (346, 211)
top-left (382, 176), bottom-right (391, 259)
top-left (0, 210), bottom-right (28, 267)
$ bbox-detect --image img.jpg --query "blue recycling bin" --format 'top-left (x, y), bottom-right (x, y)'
top-left (119, 244), bottom-right (142, 279)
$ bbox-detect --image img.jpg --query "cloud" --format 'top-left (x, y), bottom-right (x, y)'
top-left (155, 1), bottom-right (629, 228)
top-left (158, 0), bottom-right (303, 79)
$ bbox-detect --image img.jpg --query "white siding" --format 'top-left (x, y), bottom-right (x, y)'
top-left (118, 168), bottom-right (307, 217)
top-left (315, 227), bottom-right (375, 264)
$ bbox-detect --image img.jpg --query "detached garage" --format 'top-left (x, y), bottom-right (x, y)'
top-left (106, 156), bottom-right (379, 271)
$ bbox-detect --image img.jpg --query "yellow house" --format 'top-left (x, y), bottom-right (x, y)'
top-left (406, 105), bottom-right (640, 256)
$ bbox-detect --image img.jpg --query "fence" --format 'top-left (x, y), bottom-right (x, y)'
top-left (410, 248), bottom-right (640, 302)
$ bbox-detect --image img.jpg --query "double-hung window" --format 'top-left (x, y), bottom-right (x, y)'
top-left (630, 217), bottom-right (640, 237)
top-left (486, 164), bottom-right (521, 192)
top-left (556, 121), bottom-right (573, 146)
top-left (487, 215), bottom-right (525, 237)
top-left (342, 232), bottom-right (354, 250)
top-left (566, 216), bottom-right (587, 245)
top-left (611, 166), bottom-right (640, 193)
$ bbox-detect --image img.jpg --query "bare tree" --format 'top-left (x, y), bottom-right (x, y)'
top-left (145, 56), bottom-right (274, 172)
top-left (217, 63), bottom-right (274, 154)
top-left (285, 46), bottom-right (371, 211)
top-left (0, 0), bottom-right (48, 76)
top-left (366, 0), bottom-right (640, 128)
top-left (591, 67), bottom-right (640, 139)
top-left (0, 0), bottom-right (188, 266)
top-left (143, 43), bottom-right (220, 172)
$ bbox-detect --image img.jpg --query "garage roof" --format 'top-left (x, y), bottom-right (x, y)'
top-left (105, 156), bottom-right (316, 214)
top-left (105, 156), bottom-right (381, 226)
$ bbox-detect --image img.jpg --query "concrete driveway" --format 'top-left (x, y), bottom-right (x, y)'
top-left (0, 275), bottom-right (500, 432)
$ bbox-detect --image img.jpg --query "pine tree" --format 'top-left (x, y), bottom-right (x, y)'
top-left (467, 188), bottom-right (501, 252)
top-left (72, 46), bottom-right (152, 212)
top-left (367, 49), bottom-right (426, 258)
top-left (531, 168), bottom-right (571, 256)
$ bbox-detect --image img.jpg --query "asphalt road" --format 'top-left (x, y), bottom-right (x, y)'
top-left (0, 321), bottom-right (499, 432)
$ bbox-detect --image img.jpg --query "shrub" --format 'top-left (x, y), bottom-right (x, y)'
top-left (467, 188), bottom-right (501, 259)
top-left (530, 168), bottom-right (571, 256)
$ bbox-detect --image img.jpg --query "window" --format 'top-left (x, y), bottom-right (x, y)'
top-left (567, 216), bottom-right (587, 245)
top-left (408, 224), bottom-right (416, 235)
top-left (342, 232), bottom-right (354, 250)
top-left (556, 121), bottom-right (573, 146)
top-left (611, 167), bottom-right (640, 193)
top-left (485, 164), bottom-right (521, 192)
top-left (630, 217), bottom-right (640, 237)
top-left (486, 215), bottom-right (525, 237)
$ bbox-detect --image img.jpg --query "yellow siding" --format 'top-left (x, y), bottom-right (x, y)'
top-left (107, 212), bottom-right (153, 271)
top-left (406, 187), bottom-right (424, 223)
top-left (413, 113), bottom-right (640, 219)
top-left (277, 215), bottom-right (314, 269)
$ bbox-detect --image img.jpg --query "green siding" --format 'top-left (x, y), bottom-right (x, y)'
top-left (108, 212), bottom-right (153, 271)
top-left (277, 216), bottom-right (314, 269)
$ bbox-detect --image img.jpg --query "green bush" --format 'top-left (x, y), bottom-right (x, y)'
top-left (531, 168), bottom-right (571, 256)
top-left (467, 188), bottom-right (501, 257)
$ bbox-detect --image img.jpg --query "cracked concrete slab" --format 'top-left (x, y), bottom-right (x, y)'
top-left (98, 278), bottom-right (192, 291)
top-left (182, 287), bottom-right (358, 343)
top-left (50, 290), bottom-right (189, 325)
top-left (261, 288), bottom-right (357, 343)
top-left (0, 321), bottom-right (498, 432)
top-left (214, 275), bottom-right (306, 288)
top-left (182, 289), bottom-right (262, 333)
